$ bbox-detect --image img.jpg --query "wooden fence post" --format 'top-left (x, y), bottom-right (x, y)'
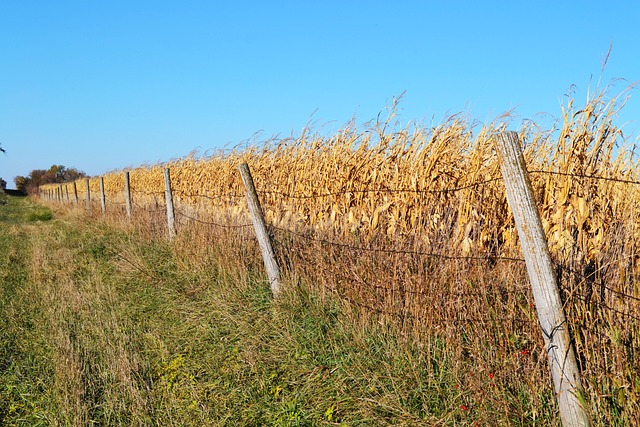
top-left (65, 185), bottom-right (70, 203)
top-left (85, 178), bottom-right (91, 211)
top-left (495, 131), bottom-right (590, 427)
top-left (73, 181), bottom-right (78, 205)
top-left (164, 168), bottom-right (176, 239)
top-left (124, 171), bottom-right (132, 219)
top-left (238, 163), bottom-right (282, 296)
top-left (99, 177), bottom-right (106, 215)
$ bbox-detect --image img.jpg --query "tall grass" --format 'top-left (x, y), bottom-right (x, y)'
top-left (0, 196), bottom-right (556, 425)
top-left (37, 84), bottom-right (640, 424)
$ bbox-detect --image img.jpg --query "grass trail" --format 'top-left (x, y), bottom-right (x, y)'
top-left (2, 195), bottom-right (564, 426)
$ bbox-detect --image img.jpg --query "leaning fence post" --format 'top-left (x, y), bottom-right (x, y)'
top-left (124, 171), bottom-right (132, 219)
top-left (73, 181), bottom-right (78, 206)
top-left (85, 178), bottom-right (91, 211)
top-left (495, 131), bottom-right (590, 427)
top-left (164, 168), bottom-right (176, 239)
top-left (65, 185), bottom-right (70, 203)
top-left (99, 177), bottom-right (106, 215)
top-left (238, 163), bottom-right (282, 296)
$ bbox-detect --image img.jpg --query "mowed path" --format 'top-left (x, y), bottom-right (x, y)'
top-left (0, 195), bottom-right (225, 426)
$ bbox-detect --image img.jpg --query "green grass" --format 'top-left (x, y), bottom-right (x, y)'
top-left (0, 194), bottom-right (52, 223)
top-left (1, 195), bottom-right (564, 426)
top-left (0, 197), bottom-right (56, 425)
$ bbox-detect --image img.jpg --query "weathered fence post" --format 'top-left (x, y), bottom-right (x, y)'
top-left (65, 185), bottom-right (70, 203)
top-left (164, 168), bottom-right (176, 239)
top-left (238, 163), bottom-right (282, 296)
top-left (99, 177), bottom-right (106, 215)
top-left (495, 131), bottom-right (590, 427)
top-left (85, 178), bottom-right (91, 211)
top-left (73, 181), bottom-right (78, 205)
top-left (124, 171), bottom-right (132, 219)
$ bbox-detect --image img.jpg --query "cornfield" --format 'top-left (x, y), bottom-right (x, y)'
top-left (41, 86), bottom-right (640, 424)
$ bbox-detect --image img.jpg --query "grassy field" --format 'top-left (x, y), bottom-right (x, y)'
top-left (8, 88), bottom-right (640, 426)
top-left (0, 193), bottom-right (570, 426)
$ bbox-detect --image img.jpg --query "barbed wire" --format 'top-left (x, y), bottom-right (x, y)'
top-left (270, 224), bottom-right (526, 264)
top-left (253, 170), bottom-right (640, 202)
top-left (54, 169), bottom-right (640, 214)
top-left (40, 168), bottom-right (640, 322)
top-left (529, 170), bottom-right (640, 186)
top-left (132, 201), bottom-right (165, 211)
top-left (542, 257), bottom-right (640, 324)
top-left (275, 236), bottom-right (530, 300)
top-left (554, 257), bottom-right (640, 300)
top-left (569, 293), bottom-right (640, 322)
top-left (104, 197), bottom-right (127, 206)
top-left (292, 249), bottom-right (532, 325)
top-left (174, 210), bottom-right (253, 229)
top-left (284, 235), bottom-right (640, 325)
top-left (174, 191), bottom-right (245, 202)
top-left (256, 177), bottom-right (503, 200)
top-left (129, 188), bottom-right (165, 197)
top-left (271, 222), bottom-right (640, 323)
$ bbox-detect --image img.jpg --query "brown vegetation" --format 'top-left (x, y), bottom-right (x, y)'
top-left (40, 85), bottom-right (640, 423)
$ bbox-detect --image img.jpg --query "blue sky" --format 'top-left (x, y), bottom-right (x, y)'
top-left (1, 1), bottom-right (639, 187)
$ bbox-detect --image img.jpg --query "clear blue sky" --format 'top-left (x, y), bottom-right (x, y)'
top-left (1, 1), bottom-right (639, 188)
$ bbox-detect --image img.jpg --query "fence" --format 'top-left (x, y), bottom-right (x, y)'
top-left (39, 132), bottom-right (640, 426)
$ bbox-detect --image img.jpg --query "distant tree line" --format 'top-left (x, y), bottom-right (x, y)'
top-left (14, 165), bottom-right (88, 194)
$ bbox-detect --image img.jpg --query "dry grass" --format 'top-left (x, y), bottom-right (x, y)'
top-left (38, 84), bottom-right (640, 424)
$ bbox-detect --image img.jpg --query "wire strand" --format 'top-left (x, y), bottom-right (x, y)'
top-left (271, 224), bottom-right (525, 263)
top-left (529, 170), bottom-right (640, 186)
top-left (174, 210), bottom-right (253, 229)
top-left (256, 177), bottom-right (503, 200)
